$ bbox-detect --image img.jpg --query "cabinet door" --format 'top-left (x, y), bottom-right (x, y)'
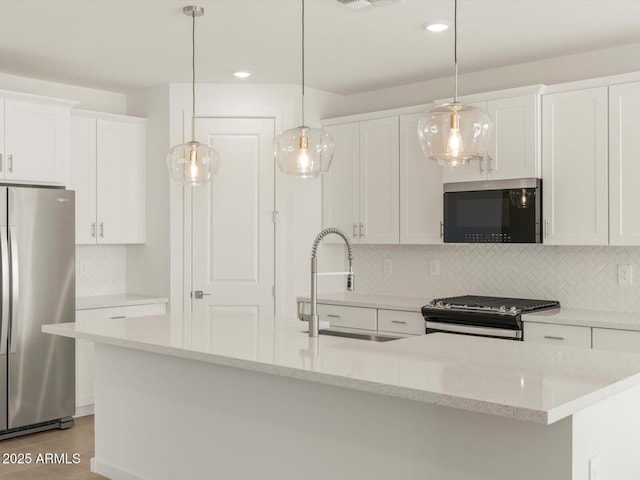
top-left (96, 119), bottom-right (145, 244)
top-left (542, 88), bottom-right (608, 245)
top-left (609, 82), bottom-right (640, 245)
top-left (593, 327), bottom-right (640, 353)
top-left (442, 101), bottom-right (488, 183)
top-left (75, 302), bottom-right (167, 411)
top-left (523, 321), bottom-right (591, 348)
top-left (70, 116), bottom-right (97, 244)
top-left (322, 123), bottom-right (360, 243)
top-left (4, 99), bottom-right (70, 185)
top-left (399, 113), bottom-right (443, 244)
top-left (359, 117), bottom-right (399, 244)
top-left (488, 94), bottom-right (539, 180)
top-left (317, 303), bottom-right (377, 330)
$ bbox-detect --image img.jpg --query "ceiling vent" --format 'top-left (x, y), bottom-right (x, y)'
top-left (337, 0), bottom-right (396, 10)
top-left (338, 0), bottom-right (372, 9)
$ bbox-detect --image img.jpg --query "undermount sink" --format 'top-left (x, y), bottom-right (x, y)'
top-left (315, 329), bottom-right (403, 342)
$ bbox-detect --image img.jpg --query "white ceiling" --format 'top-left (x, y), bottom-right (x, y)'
top-left (1, 0), bottom-right (640, 95)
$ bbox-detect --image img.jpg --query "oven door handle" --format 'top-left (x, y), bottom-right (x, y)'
top-left (425, 321), bottom-right (522, 339)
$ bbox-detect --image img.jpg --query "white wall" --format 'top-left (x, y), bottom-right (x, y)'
top-left (0, 71), bottom-right (126, 114)
top-left (166, 82), bottom-right (345, 315)
top-left (126, 85), bottom-right (171, 298)
top-left (338, 41), bottom-right (640, 116)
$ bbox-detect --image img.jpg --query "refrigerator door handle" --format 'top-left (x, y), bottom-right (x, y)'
top-left (0, 226), bottom-right (8, 355)
top-left (9, 226), bottom-right (18, 354)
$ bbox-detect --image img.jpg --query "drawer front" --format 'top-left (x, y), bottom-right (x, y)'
top-left (378, 309), bottom-right (424, 335)
top-left (592, 327), bottom-right (640, 354)
top-left (524, 321), bottom-right (591, 348)
top-left (317, 304), bottom-right (377, 330)
top-left (80, 302), bottom-right (167, 320)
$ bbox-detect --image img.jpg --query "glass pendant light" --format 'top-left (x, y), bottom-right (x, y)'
top-left (417, 0), bottom-right (492, 166)
top-left (167, 6), bottom-right (221, 186)
top-left (274, 0), bottom-right (334, 178)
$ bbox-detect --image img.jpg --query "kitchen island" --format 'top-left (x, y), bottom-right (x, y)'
top-left (44, 313), bottom-right (640, 480)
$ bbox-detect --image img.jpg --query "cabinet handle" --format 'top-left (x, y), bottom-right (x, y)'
top-left (8, 154), bottom-right (13, 173)
top-left (478, 158), bottom-right (484, 174)
top-left (110, 316), bottom-right (126, 319)
top-left (544, 335), bottom-right (564, 341)
top-left (99, 222), bottom-right (104, 238)
top-left (0, 153), bottom-right (3, 173)
top-left (544, 220), bottom-right (549, 238)
top-left (327, 314), bottom-right (341, 318)
top-left (91, 222), bottom-right (96, 239)
top-left (487, 154), bottom-right (493, 173)
top-left (359, 223), bottom-right (364, 238)
top-left (353, 223), bottom-right (358, 239)
top-left (391, 320), bottom-right (407, 325)
top-left (440, 221), bottom-right (444, 238)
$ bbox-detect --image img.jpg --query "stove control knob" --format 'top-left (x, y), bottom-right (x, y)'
top-left (435, 301), bottom-right (444, 308)
top-left (509, 306), bottom-right (518, 314)
top-left (499, 305), bottom-right (506, 313)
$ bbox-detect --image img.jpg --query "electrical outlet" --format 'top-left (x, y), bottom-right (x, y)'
top-left (79, 261), bottom-right (90, 276)
top-left (618, 264), bottom-right (633, 285)
top-left (429, 259), bottom-right (440, 276)
top-left (383, 258), bottom-right (393, 274)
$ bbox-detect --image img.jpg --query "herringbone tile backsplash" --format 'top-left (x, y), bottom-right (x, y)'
top-left (353, 244), bottom-right (640, 312)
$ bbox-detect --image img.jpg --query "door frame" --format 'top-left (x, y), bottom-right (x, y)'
top-left (173, 109), bottom-right (283, 316)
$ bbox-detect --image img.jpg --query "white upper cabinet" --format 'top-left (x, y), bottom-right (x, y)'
top-left (322, 123), bottom-right (359, 243)
top-left (322, 117), bottom-right (399, 244)
top-left (70, 111), bottom-right (146, 245)
top-left (609, 81), bottom-right (640, 246)
top-left (399, 113), bottom-right (443, 244)
top-left (442, 93), bottom-right (541, 183)
top-left (0, 94), bottom-right (74, 185)
top-left (358, 117), bottom-right (399, 244)
top-left (542, 87), bottom-right (608, 245)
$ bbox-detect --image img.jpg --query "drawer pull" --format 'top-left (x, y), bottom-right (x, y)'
top-left (391, 320), bottom-right (407, 325)
top-left (110, 315), bottom-right (126, 319)
top-left (327, 314), bottom-right (341, 318)
top-left (544, 335), bottom-right (564, 341)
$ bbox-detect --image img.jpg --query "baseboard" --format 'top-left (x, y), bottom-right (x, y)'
top-left (74, 404), bottom-right (95, 417)
top-left (92, 458), bottom-right (146, 480)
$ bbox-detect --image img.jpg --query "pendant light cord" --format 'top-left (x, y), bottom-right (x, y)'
top-left (301, 0), bottom-right (305, 126)
top-left (453, 0), bottom-right (458, 103)
top-left (191, 10), bottom-right (196, 142)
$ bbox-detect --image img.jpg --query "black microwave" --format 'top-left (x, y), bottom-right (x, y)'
top-left (443, 178), bottom-right (542, 243)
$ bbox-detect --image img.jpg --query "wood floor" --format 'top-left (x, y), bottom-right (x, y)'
top-left (0, 416), bottom-right (106, 479)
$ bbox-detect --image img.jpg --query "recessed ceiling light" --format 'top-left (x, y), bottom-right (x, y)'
top-left (425, 22), bottom-right (449, 33)
top-left (233, 71), bottom-right (252, 79)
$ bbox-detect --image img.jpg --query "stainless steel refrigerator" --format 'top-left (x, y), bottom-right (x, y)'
top-left (0, 186), bottom-right (75, 439)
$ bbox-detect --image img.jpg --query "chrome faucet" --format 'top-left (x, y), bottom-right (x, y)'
top-left (299, 228), bottom-right (354, 337)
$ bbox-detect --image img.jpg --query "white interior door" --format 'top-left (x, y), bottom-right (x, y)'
top-left (191, 117), bottom-right (275, 317)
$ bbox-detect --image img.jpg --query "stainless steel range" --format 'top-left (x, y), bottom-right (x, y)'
top-left (421, 295), bottom-right (560, 340)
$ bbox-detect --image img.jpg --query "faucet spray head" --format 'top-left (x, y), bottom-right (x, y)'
top-left (347, 271), bottom-right (355, 291)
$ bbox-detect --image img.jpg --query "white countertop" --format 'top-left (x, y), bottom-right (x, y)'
top-left (297, 292), bottom-right (426, 312)
top-left (76, 294), bottom-right (168, 310)
top-left (523, 307), bottom-right (640, 332)
top-left (43, 312), bottom-right (640, 425)
top-left (301, 293), bottom-right (640, 332)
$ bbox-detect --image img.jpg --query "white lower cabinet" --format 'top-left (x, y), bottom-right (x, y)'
top-left (523, 322), bottom-right (591, 348)
top-left (377, 309), bottom-right (424, 335)
top-left (592, 327), bottom-right (640, 354)
top-left (317, 304), bottom-right (377, 330)
top-left (75, 302), bottom-right (167, 414)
